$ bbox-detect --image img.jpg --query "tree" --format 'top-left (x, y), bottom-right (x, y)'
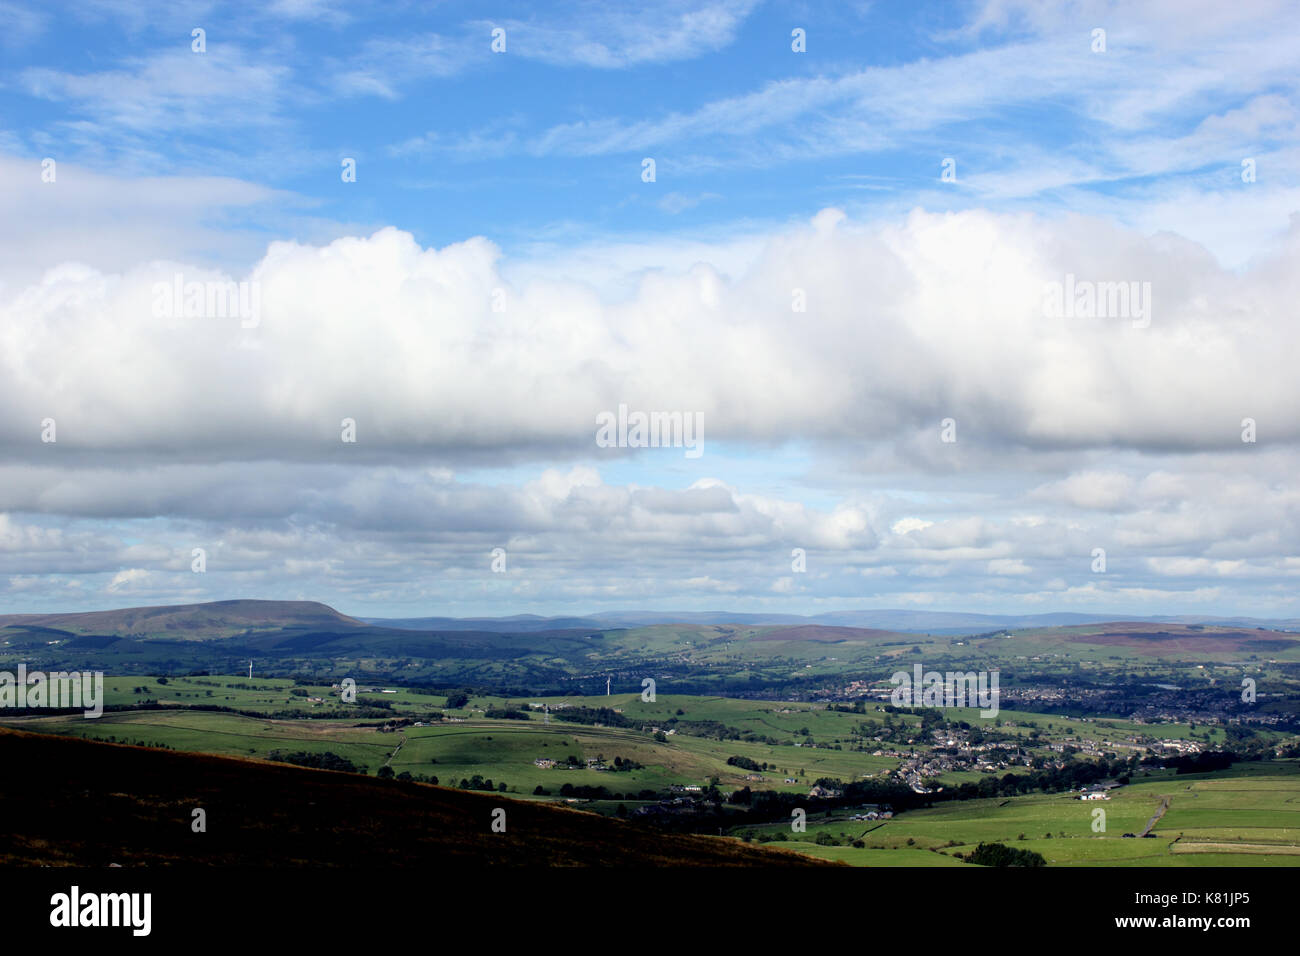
top-left (966, 842), bottom-right (1045, 867)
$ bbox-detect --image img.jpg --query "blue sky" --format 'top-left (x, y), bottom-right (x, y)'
top-left (2, 0), bottom-right (1300, 618)
top-left (6, 2), bottom-right (976, 247)
top-left (8, 0), bottom-right (1296, 268)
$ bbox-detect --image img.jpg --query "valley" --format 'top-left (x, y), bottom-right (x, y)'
top-left (3, 600), bottom-right (1297, 870)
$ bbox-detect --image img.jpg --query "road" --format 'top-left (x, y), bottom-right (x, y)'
top-left (1140, 796), bottom-right (1171, 837)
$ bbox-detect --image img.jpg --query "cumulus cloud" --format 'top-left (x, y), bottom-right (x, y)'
top-left (2, 2), bottom-right (1297, 620)
top-left (3, 208), bottom-right (1298, 467)
top-left (1, 174), bottom-right (1296, 617)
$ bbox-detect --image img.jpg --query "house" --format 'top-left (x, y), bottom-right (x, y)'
top-left (533, 758), bottom-right (556, 769)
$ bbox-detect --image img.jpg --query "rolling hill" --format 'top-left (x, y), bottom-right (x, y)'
top-left (4, 601), bottom-right (1298, 690)
top-left (0, 599), bottom-right (364, 640)
top-left (0, 726), bottom-right (824, 867)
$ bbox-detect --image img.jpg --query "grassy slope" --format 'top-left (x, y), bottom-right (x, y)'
top-left (740, 761), bottom-right (1300, 867)
top-left (0, 727), bottom-right (828, 867)
top-left (9, 678), bottom-right (1275, 789)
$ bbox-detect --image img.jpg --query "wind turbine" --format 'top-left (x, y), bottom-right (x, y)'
top-left (248, 660), bottom-right (253, 680)
top-left (606, 676), bottom-right (611, 696)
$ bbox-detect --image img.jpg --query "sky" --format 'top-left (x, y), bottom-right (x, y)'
top-left (1, 0), bottom-right (1299, 619)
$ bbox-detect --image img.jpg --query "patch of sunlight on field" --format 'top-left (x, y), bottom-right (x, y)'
top-left (1172, 841), bottom-right (1300, 855)
top-left (786, 843), bottom-right (968, 866)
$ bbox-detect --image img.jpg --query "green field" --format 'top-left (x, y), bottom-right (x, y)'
top-left (7, 672), bottom-right (1298, 866)
top-left (737, 762), bottom-right (1300, 866)
top-left (10, 702), bottom-right (886, 793)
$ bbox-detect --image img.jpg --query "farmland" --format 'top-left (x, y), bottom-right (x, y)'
top-left (6, 670), bottom-right (1299, 867)
top-left (736, 763), bottom-right (1300, 867)
top-left (9, 673), bottom-right (1273, 781)
top-left (2, 604), bottom-right (1298, 868)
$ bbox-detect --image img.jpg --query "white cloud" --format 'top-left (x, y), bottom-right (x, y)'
top-left (0, 155), bottom-right (314, 290)
top-left (107, 568), bottom-right (151, 591)
top-left (22, 48), bottom-right (291, 134)
top-left (5, 208), bottom-right (1299, 462)
top-left (891, 518), bottom-right (934, 535)
top-left (482, 1), bottom-right (759, 69)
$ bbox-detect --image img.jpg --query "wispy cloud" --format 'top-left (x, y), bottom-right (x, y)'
top-left (0, 0), bottom-right (47, 48)
top-left (478, 0), bottom-right (760, 68)
top-left (22, 48), bottom-right (291, 133)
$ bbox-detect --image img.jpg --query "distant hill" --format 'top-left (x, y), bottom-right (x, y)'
top-left (10, 600), bottom-right (1299, 642)
top-left (4, 599), bottom-right (1297, 684)
top-left (364, 614), bottom-right (610, 633)
top-left (0, 599), bottom-right (363, 641)
top-left (0, 600), bottom-right (625, 679)
top-left (1032, 621), bottom-right (1300, 659)
top-left (583, 609), bottom-right (1300, 634)
top-left (0, 727), bottom-right (823, 867)
top-left (752, 624), bottom-right (900, 643)
top-left (370, 608), bottom-right (1136, 635)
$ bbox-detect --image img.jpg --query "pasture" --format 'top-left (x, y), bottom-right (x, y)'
top-left (740, 761), bottom-right (1300, 866)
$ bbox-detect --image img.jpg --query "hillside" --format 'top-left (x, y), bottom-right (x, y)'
top-left (1000, 621), bottom-right (1300, 661)
top-left (366, 614), bottom-right (610, 632)
top-left (0, 599), bottom-right (363, 640)
top-left (753, 624), bottom-right (900, 643)
top-left (4, 599), bottom-right (1299, 698)
top-left (582, 609), bottom-right (1300, 633)
top-left (0, 727), bottom-right (824, 866)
